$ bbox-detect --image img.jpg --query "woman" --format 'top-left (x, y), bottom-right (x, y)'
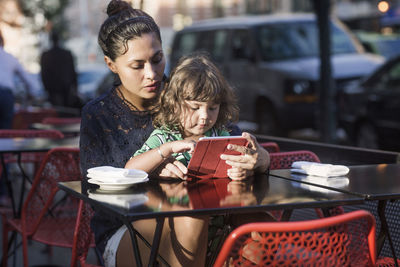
top-left (80, 1), bottom-right (270, 266)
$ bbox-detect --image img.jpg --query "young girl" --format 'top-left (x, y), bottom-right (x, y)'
top-left (125, 53), bottom-right (243, 178)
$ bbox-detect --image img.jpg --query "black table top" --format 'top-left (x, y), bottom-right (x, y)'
top-left (0, 136), bottom-right (79, 153)
top-left (270, 163), bottom-right (400, 200)
top-left (58, 174), bottom-right (364, 221)
top-left (30, 122), bottom-right (81, 134)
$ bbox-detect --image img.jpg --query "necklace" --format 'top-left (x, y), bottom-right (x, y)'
top-left (116, 86), bottom-right (140, 111)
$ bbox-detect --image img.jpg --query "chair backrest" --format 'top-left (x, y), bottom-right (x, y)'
top-left (260, 142), bottom-right (280, 153)
top-left (42, 117), bottom-right (81, 125)
top-left (71, 200), bottom-right (98, 267)
top-left (12, 108), bottom-right (58, 129)
top-left (214, 210), bottom-right (377, 267)
top-left (0, 129), bottom-right (64, 139)
top-left (21, 148), bottom-right (81, 236)
top-left (269, 150), bottom-right (320, 169)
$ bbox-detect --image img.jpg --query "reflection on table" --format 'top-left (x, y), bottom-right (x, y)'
top-left (59, 174), bottom-right (364, 267)
top-left (30, 122), bottom-right (80, 136)
top-left (0, 136), bottom-right (79, 153)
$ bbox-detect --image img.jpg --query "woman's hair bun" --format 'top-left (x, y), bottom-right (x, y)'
top-left (106, 0), bottom-right (132, 17)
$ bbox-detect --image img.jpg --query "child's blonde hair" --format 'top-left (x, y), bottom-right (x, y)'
top-left (153, 52), bottom-right (239, 133)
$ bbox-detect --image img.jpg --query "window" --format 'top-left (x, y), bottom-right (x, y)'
top-left (255, 21), bottom-right (357, 61)
top-left (171, 32), bottom-right (199, 65)
top-left (386, 62), bottom-right (400, 90)
top-left (231, 30), bottom-right (253, 60)
top-left (212, 30), bottom-right (228, 62)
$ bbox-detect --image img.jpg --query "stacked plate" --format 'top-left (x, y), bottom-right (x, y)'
top-left (87, 166), bottom-right (149, 191)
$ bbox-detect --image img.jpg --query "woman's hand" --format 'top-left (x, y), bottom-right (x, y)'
top-left (220, 132), bottom-right (270, 180)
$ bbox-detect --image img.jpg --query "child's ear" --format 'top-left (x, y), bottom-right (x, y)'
top-left (104, 56), bottom-right (117, 73)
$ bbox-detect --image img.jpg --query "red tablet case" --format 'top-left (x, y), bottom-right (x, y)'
top-left (187, 136), bottom-right (248, 179)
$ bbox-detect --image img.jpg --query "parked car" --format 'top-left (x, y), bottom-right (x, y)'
top-left (354, 30), bottom-right (400, 59)
top-left (169, 14), bottom-right (384, 135)
top-left (338, 55), bottom-right (400, 151)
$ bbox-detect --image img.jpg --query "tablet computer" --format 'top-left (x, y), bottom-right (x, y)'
top-left (187, 136), bottom-right (248, 179)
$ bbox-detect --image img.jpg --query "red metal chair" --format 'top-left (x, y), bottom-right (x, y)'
top-left (71, 200), bottom-right (100, 267)
top-left (12, 108), bottom-right (58, 129)
top-left (259, 142), bottom-right (280, 153)
top-left (0, 129), bottom-right (64, 139)
top-left (1, 148), bottom-right (81, 267)
top-left (214, 210), bottom-right (377, 267)
top-left (269, 150), bottom-right (321, 169)
top-left (42, 117), bottom-right (81, 125)
top-left (268, 150), bottom-right (337, 220)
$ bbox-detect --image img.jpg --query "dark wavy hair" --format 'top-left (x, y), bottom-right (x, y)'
top-left (153, 52), bottom-right (239, 134)
top-left (98, 0), bottom-right (161, 61)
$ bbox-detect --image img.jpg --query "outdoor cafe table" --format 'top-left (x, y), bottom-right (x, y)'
top-left (270, 163), bottom-right (400, 265)
top-left (58, 173), bottom-right (364, 267)
top-left (30, 122), bottom-right (81, 136)
top-left (0, 136), bottom-right (79, 217)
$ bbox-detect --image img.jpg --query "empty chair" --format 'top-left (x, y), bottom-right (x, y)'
top-left (42, 117), bottom-right (81, 125)
top-left (0, 129), bottom-right (64, 139)
top-left (268, 150), bottom-right (335, 220)
top-left (1, 148), bottom-right (81, 267)
top-left (71, 200), bottom-right (100, 267)
top-left (269, 150), bottom-right (320, 169)
top-left (259, 142), bottom-right (280, 153)
top-left (214, 210), bottom-right (377, 267)
top-left (12, 108), bottom-right (58, 129)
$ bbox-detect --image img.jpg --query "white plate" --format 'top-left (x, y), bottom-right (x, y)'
top-left (87, 174), bottom-right (148, 184)
top-left (87, 168), bottom-right (148, 182)
top-left (88, 191), bottom-right (149, 209)
top-left (87, 177), bottom-right (149, 191)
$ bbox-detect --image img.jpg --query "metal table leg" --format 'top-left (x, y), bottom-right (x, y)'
top-left (124, 218), bottom-right (169, 267)
top-left (1, 154), bottom-right (17, 217)
top-left (125, 221), bottom-right (143, 267)
top-left (377, 200), bottom-right (398, 267)
top-left (148, 217), bottom-right (165, 267)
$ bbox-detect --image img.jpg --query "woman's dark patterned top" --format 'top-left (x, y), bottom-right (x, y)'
top-left (79, 86), bottom-right (154, 255)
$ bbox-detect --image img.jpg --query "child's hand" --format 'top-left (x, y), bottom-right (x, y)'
top-left (170, 140), bottom-right (196, 154)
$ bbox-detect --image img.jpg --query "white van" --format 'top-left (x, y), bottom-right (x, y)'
top-left (169, 13), bottom-right (384, 135)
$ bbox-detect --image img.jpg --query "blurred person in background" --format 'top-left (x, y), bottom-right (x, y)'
top-left (40, 31), bottom-right (81, 109)
top-left (0, 29), bottom-right (35, 205)
top-left (0, 29), bottom-right (34, 129)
